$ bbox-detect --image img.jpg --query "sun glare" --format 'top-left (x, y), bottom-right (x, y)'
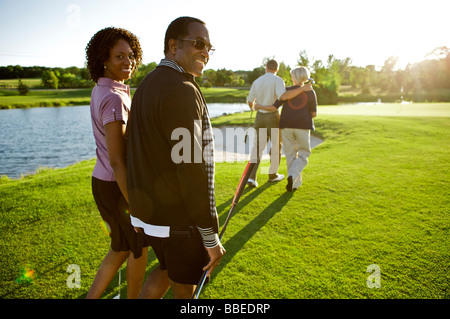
top-left (15, 267), bottom-right (36, 284)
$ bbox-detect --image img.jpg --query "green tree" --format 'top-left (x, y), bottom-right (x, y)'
top-left (58, 72), bottom-right (79, 88)
top-left (230, 76), bottom-right (245, 87)
top-left (201, 69), bottom-right (217, 87)
top-left (297, 50), bottom-right (310, 68)
top-left (214, 68), bottom-right (234, 86)
top-left (41, 70), bottom-right (59, 89)
top-left (247, 66), bottom-right (264, 84)
top-left (131, 62), bottom-right (157, 87)
top-left (378, 56), bottom-right (399, 91)
top-left (323, 54), bottom-right (342, 92)
top-left (277, 62), bottom-right (292, 86)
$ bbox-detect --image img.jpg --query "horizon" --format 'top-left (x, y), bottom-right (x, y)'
top-left (1, 0), bottom-right (449, 72)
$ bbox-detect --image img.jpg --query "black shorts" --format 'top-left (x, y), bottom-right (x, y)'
top-left (148, 227), bottom-right (209, 285)
top-left (91, 176), bottom-right (150, 258)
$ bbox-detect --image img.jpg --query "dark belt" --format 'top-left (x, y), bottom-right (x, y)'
top-left (169, 226), bottom-right (197, 238)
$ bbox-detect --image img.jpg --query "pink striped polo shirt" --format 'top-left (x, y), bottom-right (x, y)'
top-left (90, 77), bottom-right (130, 181)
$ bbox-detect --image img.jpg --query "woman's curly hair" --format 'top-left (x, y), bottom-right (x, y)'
top-left (85, 27), bottom-right (143, 83)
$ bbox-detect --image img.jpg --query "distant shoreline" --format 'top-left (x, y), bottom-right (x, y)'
top-left (0, 87), bottom-right (249, 109)
top-left (3, 86), bottom-right (450, 110)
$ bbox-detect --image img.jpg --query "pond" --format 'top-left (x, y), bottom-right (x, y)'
top-left (0, 103), bottom-right (250, 178)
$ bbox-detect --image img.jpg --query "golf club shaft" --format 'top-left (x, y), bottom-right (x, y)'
top-left (218, 161), bottom-right (254, 240)
top-left (244, 110), bottom-right (253, 143)
top-left (192, 161), bottom-right (256, 299)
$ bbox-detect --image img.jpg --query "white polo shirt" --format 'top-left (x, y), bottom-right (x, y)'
top-left (247, 72), bottom-right (286, 113)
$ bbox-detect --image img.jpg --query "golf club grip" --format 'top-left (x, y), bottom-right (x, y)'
top-left (192, 162), bottom-right (255, 299)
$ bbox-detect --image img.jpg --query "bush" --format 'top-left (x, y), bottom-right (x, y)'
top-left (41, 70), bottom-right (59, 89)
top-left (314, 85), bottom-right (338, 105)
top-left (361, 86), bottom-right (371, 95)
top-left (17, 79), bottom-right (29, 96)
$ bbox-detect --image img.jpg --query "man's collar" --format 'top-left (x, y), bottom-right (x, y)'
top-left (158, 59), bottom-right (186, 73)
top-left (158, 58), bottom-right (197, 83)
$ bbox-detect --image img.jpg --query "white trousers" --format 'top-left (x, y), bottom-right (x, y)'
top-left (249, 127), bottom-right (281, 177)
top-left (282, 128), bottom-right (311, 188)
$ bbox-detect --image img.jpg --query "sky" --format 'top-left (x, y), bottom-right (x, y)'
top-left (0, 0), bottom-right (449, 72)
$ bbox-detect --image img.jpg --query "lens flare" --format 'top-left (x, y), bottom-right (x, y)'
top-left (100, 220), bottom-right (111, 236)
top-left (15, 267), bottom-right (36, 284)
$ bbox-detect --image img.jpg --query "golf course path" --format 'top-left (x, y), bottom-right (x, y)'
top-left (214, 126), bottom-right (323, 163)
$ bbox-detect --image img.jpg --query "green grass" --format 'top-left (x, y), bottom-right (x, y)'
top-left (0, 78), bottom-right (43, 89)
top-left (0, 88), bottom-right (93, 109)
top-left (0, 86), bottom-right (250, 109)
top-left (206, 113), bottom-right (450, 299)
top-left (0, 113), bottom-right (449, 299)
top-left (2, 79), bottom-right (449, 109)
top-left (201, 87), bottom-right (249, 103)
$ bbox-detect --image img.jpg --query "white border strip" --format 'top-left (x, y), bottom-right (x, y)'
top-left (130, 216), bottom-right (170, 238)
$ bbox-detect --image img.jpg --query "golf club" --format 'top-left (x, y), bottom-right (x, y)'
top-left (192, 161), bottom-right (257, 299)
top-left (113, 267), bottom-right (121, 299)
top-left (244, 110), bottom-right (253, 144)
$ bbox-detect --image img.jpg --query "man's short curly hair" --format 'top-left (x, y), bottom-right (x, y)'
top-left (85, 27), bottom-right (143, 83)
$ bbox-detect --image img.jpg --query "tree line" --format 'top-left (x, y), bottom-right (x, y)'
top-left (1, 46), bottom-right (449, 104)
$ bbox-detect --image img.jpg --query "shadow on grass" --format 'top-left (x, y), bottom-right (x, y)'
top-left (88, 182), bottom-right (292, 299)
top-left (0, 258), bottom-right (71, 299)
top-left (212, 182), bottom-right (294, 281)
top-left (218, 181), bottom-right (270, 225)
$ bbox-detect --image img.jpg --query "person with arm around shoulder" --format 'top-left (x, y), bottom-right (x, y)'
top-left (254, 66), bottom-right (317, 192)
top-left (245, 59), bottom-right (285, 187)
top-left (246, 60), bottom-right (312, 187)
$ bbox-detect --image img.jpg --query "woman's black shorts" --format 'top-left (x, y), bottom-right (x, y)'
top-left (91, 176), bottom-right (150, 258)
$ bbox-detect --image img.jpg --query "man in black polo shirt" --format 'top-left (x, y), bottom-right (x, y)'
top-left (127, 17), bottom-right (225, 299)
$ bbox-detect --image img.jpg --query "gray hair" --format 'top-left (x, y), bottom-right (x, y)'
top-left (290, 66), bottom-right (310, 84)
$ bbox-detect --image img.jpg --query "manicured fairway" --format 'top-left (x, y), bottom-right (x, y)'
top-left (0, 106), bottom-right (448, 299)
top-left (319, 102), bottom-right (450, 117)
top-left (204, 112), bottom-right (449, 299)
top-left (0, 87), bottom-right (249, 108)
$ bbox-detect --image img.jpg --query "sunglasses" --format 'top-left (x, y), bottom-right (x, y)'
top-left (178, 38), bottom-right (215, 54)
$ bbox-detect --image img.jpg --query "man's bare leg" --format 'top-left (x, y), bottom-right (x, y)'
top-left (85, 250), bottom-right (128, 299)
top-left (169, 279), bottom-right (195, 299)
top-left (139, 266), bottom-right (170, 299)
top-left (126, 248), bottom-right (148, 299)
